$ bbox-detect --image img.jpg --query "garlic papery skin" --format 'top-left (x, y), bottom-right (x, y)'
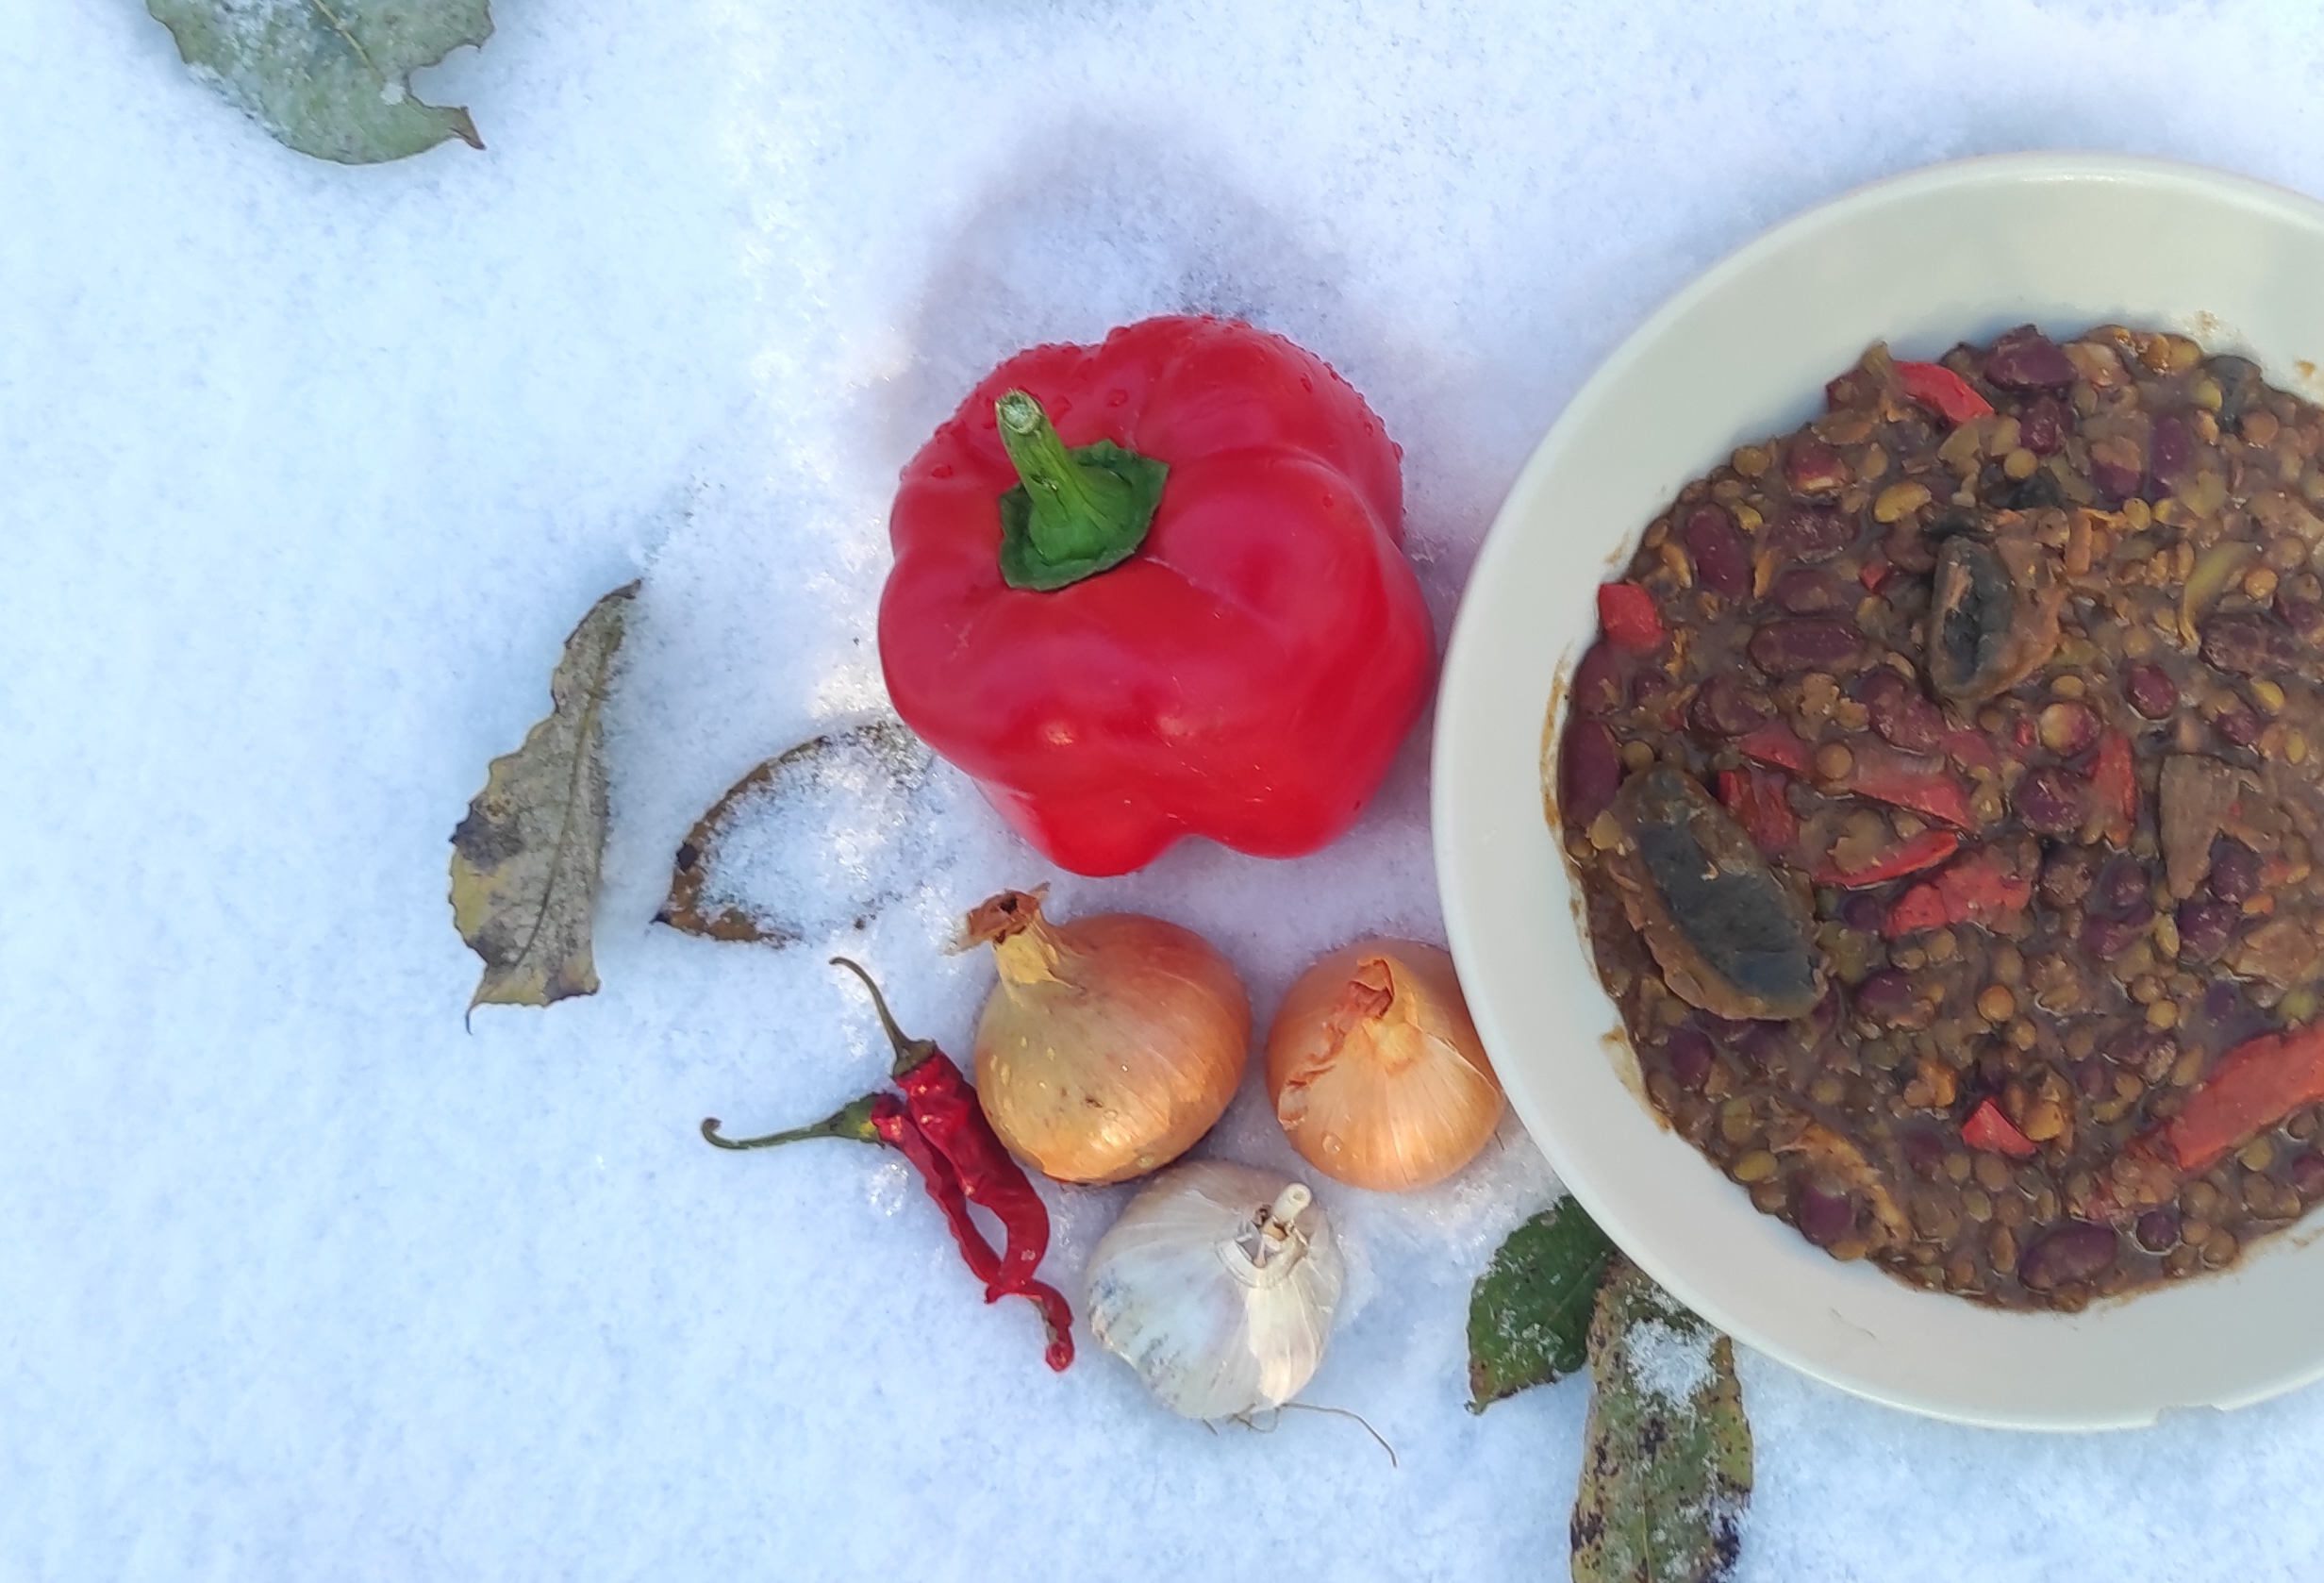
top-left (1264, 940), bottom-right (1505, 1192)
top-left (967, 889), bottom-right (1250, 1185)
top-left (1086, 1160), bottom-right (1344, 1420)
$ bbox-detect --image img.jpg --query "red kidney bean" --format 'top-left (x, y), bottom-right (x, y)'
top-left (2040, 847), bottom-right (2098, 908)
top-left (2091, 448), bottom-right (2145, 504)
top-left (1571, 642), bottom-right (1625, 715)
top-left (2094, 856), bottom-right (2150, 917)
top-left (2020, 395), bottom-right (2068, 455)
top-left (2208, 838), bottom-right (2261, 904)
top-left (1766, 506), bottom-right (1853, 565)
top-left (1687, 674), bottom-right (1768, 736)
top-left (1784, 438), bottom-right (1848, 498)
top-left (1984, 325), bottom-right (2077, 391)
top-left (1794, 1184), bottom-right (1855, 1247)
top-left (2076, 1058), bottom-right (2115, 1098)
top-left (1901, 1129), bottom-right (1946, 1178)
top-left (2276, 592), bottom-right (2324, 645)
top-left (2293, 1154), bottom-right (2324, 1199)
top-left (1771, 566), bottom-right (1850, 614)
top-left (2175, 898), bottom-right (2237, 963)
top-left (1559, 719), bottom-right (1623, 825)
top-left (1664, 1026), bottom-right (1714, 1091)
top-left (1855, 670), bottom-right (1947, 754)
top-left (1840, 891), bottom-right (1886, 932)
top-left (2124, 662), bottom-right (2178, 719)
top-left (1852, 970), bottom-right (1923, 1029)
top-left (2014, 766), bottom-right (2085, 835)
top-left (2151, 412), bottom-right (2194, 480)
top-left (2201, 613), bottom-right (2275, 677)
top-left (1748, 617), bottom-right (1862, 675)
top-left (2201, 977), bottom-right (2249, 1025)
top-left (2135, 1209), bottom-right (2181, 1251)
top-left (1683, 504), bottom-right (1750, 596)
top-left (2216, 707), bottom-right (2263, 748)
top-left (2083, 913), bottom-right (2150, 958)
top-left (2018, 1221), bottom-right (2119, 1291)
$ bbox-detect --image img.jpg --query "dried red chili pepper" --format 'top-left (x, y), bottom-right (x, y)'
top-left (2091, 729), bottom-right (2138, 847)
top-left (1716, 766), bottom-right (1800, 857)
top-left (702, 958), bottom-right (1071, 1372)
top-left (828, 957), bottom-right (1050, 1298)
top-left (1896, 360), bottom-right (1994, 425)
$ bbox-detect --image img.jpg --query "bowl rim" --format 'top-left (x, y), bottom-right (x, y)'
top-left (1432, 150), bottom-right (2324, 1429)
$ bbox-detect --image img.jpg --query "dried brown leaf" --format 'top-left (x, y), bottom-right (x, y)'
top-left (448, 582), bottom-right (637, 1016)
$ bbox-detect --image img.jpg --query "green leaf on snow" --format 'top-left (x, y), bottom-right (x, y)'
top-left (1465, 1195), bottom-right (1617, 1411)
top-left (149, 0), bottom-right (491, 165)
top-left (1571, 1258), bottom-right (1753, 1583)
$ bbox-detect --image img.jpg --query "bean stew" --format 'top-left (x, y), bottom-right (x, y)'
top-left (1553, 325), bottom-right (2324, 1309)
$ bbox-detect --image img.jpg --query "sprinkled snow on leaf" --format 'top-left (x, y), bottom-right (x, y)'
top-left (1465, 1196), bottom-right (1616, 1411)
top-left (148, 0), bottom-right (491, 164)
top-left (448, 582), bottom-right (636, 1017)
top-left (658, 717), bottom-right (937, 946)
top-left (1571, 1259), bottom-right (1752, 1583)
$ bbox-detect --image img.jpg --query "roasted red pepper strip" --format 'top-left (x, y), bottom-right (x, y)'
top-left (833, 958), bottom-right (1049, 1299)
top-left (1739, 725), bottom-right (1976, 830)
top-left (1844, 741), bottom-right (1978, 831)
top-left (1884, 847), bottom-right (2034, 939)
top-left (1962, 1097), bottom-right (2037, 1158)
top-left (1716, 767), bottom-right (1800, 857)
top-left (1738, 723), bottom-right (1814, 776)
top-left (1596, 581), bottom-right (1665, 653)
top-left (2092, 729), bottom-right (2137, 846)
top-left (1813, 827), bottom-right (1961, 889)
top-left (879, 316), bottom-right (1434, 876)
top-left (1897, 360), bottom-right (1995, 425)
top-left (2153, 1022), bottom-right (2324, 1176)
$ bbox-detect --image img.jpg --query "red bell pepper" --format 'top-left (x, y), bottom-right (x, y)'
top-left (1962, 1097), bottom-right (2037, 1158)
top-left (2154, 1022), bottom-right (2324, 1176)
top-left (1883, 847), bottom-right (2034, 939)
top-left (1717, 767), bottom-right (1800, 857)
top-left (879, 317), bottom-right (1434, 875)
top-left (2092, 729), bottom-right (2137, 846)
top-left (1897, 360), bottom-right (1994, 426)
top-left (1738, 723), bottom-right (1815, 777)
top-left (1597, 581), bottom-right (1665, 653)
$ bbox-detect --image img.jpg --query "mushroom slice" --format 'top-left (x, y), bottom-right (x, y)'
top-left (1925, 530), bottom-right (2065, 703)
top-left (1602, 766), bottom-right (1825, 1022)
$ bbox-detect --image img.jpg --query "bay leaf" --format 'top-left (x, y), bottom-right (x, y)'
top-left (449, 581), bottom-right (638, 1016)
top-left (1571, 1259), bottom-right (1752, 1583)
top-left (148, 0), bottom-right (491, 165)
top-left (1465, 1195), bottom-right (1617, 1411)
top-left (658, 717), bottom-right (934, 946)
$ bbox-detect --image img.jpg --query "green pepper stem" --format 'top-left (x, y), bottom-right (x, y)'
top-left (996, 391), bottom-right (1135, 564)
top-left (702, 1092), bottom-right (882, 1151)
top-left (990, 391), bottom-right (1168, 592)
top-left (831, 957), bottom-right (936, 1078)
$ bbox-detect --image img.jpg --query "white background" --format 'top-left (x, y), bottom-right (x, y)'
top-left (9, 2), bottom-right (2324, 1579)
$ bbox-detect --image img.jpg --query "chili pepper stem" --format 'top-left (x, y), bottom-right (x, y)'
top-left (702, 1091), bottom-right (884, 1150)
top-left (830, 956), bottom-right (937, 1077)
top-left (996, 391), bottom-right (1137, 562)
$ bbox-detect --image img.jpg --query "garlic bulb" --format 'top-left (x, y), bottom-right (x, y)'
top-left (1086, 1159), bottom-right (1344, 1419)
top-left (966, 888), bottom-right (1250, 1185)
top-left (1264, 939), bottom-right (1504, 1191)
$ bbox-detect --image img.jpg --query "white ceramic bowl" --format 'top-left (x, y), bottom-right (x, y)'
top-left (1435, 154), bottom-right (2324, 1430)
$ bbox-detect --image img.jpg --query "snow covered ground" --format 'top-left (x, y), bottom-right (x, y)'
top-left (12, 1), bottom-right (2324, 1578)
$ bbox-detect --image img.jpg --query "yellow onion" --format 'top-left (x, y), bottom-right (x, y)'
top-left (966, 889), bottom-right (1250, 1185)
top-left (1264, 940), bottom-right (1503, 1191)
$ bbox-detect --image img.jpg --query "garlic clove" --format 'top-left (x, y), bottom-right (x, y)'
top-left (1086, 1160), bottom-right (1343, 1420)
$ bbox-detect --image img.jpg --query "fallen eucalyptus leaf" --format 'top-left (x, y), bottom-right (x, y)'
top-left (1465, 1195), bottom-right (1617, 1411)
top-left (658, 717), bottom-right (934, 946)
top-left (148, 0), bottom-right (491, 165)
top-left (449, 581), bottom-right (638, 1017)
top-left (1572, 1259), bottom-right (1752, 1583)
